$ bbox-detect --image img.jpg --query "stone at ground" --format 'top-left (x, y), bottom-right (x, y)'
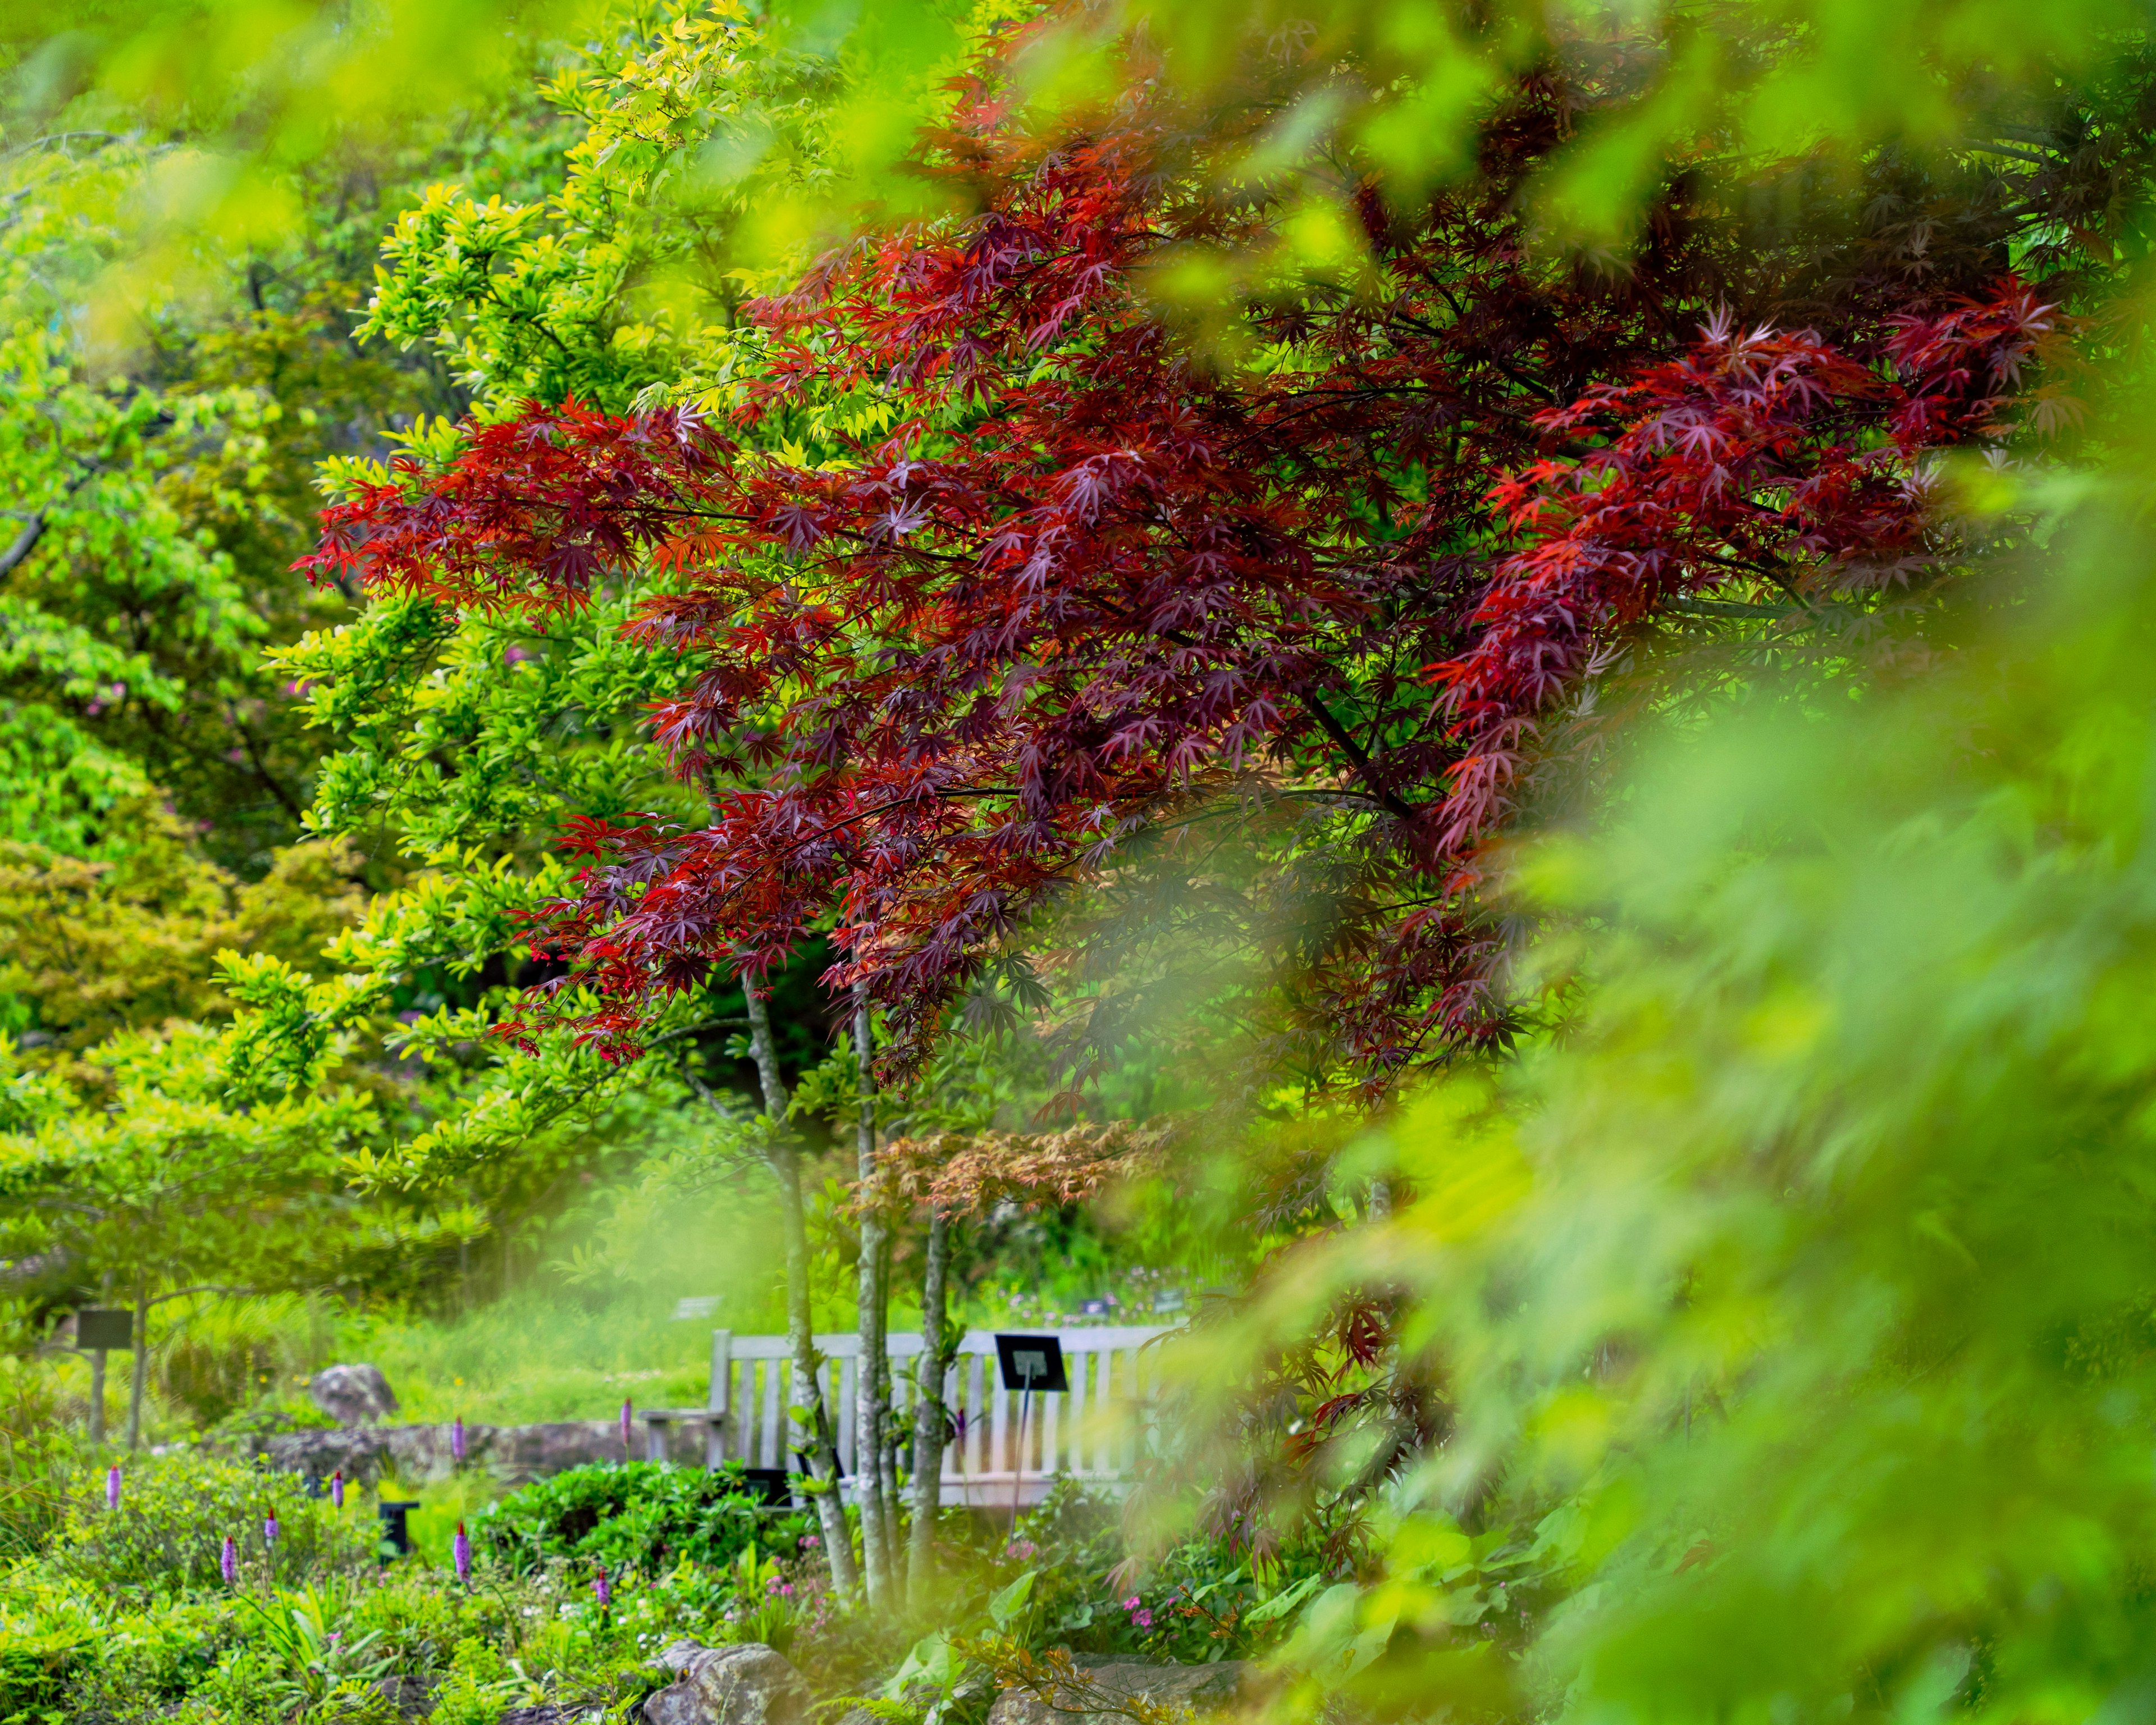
top-left (984, 1658), bottom-right (1253, 1725)
top-left (372, 1673), bottom-right (437, 1719)
top-left (309, 1363), bottom-right (399, 1425)
top-left (643, 1641), bottom-right (812, 1725)
top-left (234, 1417), bottom-right (688, 1484)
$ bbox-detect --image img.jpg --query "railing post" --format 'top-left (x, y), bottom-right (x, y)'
top-left (708, 1330), bottom-right (732, 1469)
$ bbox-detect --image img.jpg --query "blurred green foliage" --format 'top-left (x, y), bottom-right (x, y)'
top-left (1207, 441), bottom-right (2156, 1717)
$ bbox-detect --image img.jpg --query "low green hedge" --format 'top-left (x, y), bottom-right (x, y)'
top-left (47, 1453), bottom-right (371, 1594)
top-left (472, 1461), bottom-right (808, 1575)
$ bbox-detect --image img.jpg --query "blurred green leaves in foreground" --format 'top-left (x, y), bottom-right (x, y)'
top-left (23, 0), bottom-right (2156, 292)
top-left (1207, 444), bottom-right (2156, 1707)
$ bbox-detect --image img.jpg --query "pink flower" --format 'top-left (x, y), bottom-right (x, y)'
top-left (451, 1417), bottom-right (467, 1464)
top-left (454, 1521), bottom-right (471, 1582)
top-left (800, 1534), bottom-right (820, 1549)
top-left (593, 1563), bottom-right (612, 1608)
top-left (1123, 1595), bottom-right (1143, 1610)
top-left (620, 1398), bottom-right (633, 1453)
top-left (331, 1470), bottom-right (345, 1510)
top-left (1134, 1610), bottom-right (1153, 1629)
top-left (263, 1512), bottom-right (279, 1544)
top-left (220, 1536), bottom-right (239, 1585)
top-left (105, 1466), bottom-right (121, 1512)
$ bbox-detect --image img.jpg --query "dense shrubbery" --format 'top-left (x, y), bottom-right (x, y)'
top-left (473, 1461), bottom-right (808, 1576)
top-left (0, 1452), bottom-right (1314, 1723)
top-left (48, 1455), bottom-right (371, 1595)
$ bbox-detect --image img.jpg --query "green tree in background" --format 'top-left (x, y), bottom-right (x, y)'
top-left (0, 25), bottom-right (576, 873)
top-left (0, 811), bottom-right (362, 1072)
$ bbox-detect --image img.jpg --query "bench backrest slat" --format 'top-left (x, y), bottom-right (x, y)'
top-left (701, 1326), bottom-right (1176, 1481)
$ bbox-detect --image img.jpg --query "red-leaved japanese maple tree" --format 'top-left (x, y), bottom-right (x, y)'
top-left (302, 36), bottom-right (2053, 1091)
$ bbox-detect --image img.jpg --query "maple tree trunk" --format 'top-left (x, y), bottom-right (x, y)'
top-left (124, 1270), bottom-right (148, 1453)
top-left (907, 1206), bottom-right (950, 1596)
top-left (745, 981), bottom-right (860, 1594)
top-left (852, 983), bottom-right (897, 1608)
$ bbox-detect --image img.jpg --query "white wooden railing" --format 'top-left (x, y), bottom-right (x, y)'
top-left (643, 1326), bottom-right (1173, 1507)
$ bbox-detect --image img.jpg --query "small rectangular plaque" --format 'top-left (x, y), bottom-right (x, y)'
top-left (75, 1309), bottom-right (132, 1350)
top-left (993, 1332), bottom-right (1068, 1393)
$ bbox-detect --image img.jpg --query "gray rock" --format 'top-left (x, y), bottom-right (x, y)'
top-left (373, 1674), bottom-right (438, 1719)
top-left (985, 1658), bottom-right (1252, 1725)
top-left (645, 1642), bottom-right (812, 1725)
top-left (253, 1426), bottom-right (392, 1482)
top-left (239, 1418), bottom-right (664, 1485)
top-left (310, 1363), bottom-right (399, 1425)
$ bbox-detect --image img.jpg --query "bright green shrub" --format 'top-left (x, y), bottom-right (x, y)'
top-left (426, 1635), bottom-right (526, 1725)
top-left (0, 1623), bottom-right (86, 1722)
top-left (0, 1359), bottom-right (80, 1562)
top-left (47, 1453), bottom-right (371, 1594)
top-left (472, 1461), bottom-right (806, 1576)
top-left (0, 1576), bottom-right (237, 1724)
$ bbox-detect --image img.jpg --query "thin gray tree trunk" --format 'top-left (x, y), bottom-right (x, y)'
top-left (88, 1349), bottom-right (106, 1445)
top-left (124, 1271), bottom-right (148, 1453)
top-left (875, 1225), bottom-right (902, 1581)
top-left (746, 981), bottom-right (860, 1594)
top-left (852, 983), bottom-right (896, 1608)
top-left (907, 1207), bottom-right (951, 1596)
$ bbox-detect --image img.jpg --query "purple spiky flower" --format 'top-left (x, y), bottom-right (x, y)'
top-left (451, 1416), bottom-right (467, 1464)
top-left (104, 1466), bottom-right (121, 1512)
top-left (263, 1510), bottom-right (279, 1545)
top-left (330, 1469), bottom-right (345, 1510)
top-left (619, 1398), bottom-right (633, 1455)
top-left (592, 1562), bottom-right (611, 1608)
top-left (453, 1520), bottom-right (471, 1582)
top-left (220, 1536), bottom-right (239, 1585)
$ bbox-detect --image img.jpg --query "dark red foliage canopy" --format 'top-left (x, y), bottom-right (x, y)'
top-left (302, 45), bottom-right (2051, 1088)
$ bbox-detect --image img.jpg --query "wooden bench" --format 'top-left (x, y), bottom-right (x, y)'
top-left (642, 1325), bottom-right (1174, 1507)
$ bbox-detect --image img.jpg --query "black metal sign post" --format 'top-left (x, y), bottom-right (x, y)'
top-left (993, 1335), bottom-right (1068, 1542)
top-left (75, 1309), bottom-right (133, 1446)
top-left (377, 1500), bottom-right (422, 1559)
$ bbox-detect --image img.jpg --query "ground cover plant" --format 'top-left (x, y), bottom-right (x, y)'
top-left (0, 1454), bottom-right (1322, 1724)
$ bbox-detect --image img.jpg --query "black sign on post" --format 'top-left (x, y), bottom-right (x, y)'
top-left (994, 1333), bottom-right (1068, 1393)
top-left (76, 1309), bottom-right (133, 1351)
top-left (75, 1308), bottom-right (131, 1447)
top-left (377, 1500), bottom-right (422, 1558)
top-left (993, 1334), bottom-right (1067, 1539)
